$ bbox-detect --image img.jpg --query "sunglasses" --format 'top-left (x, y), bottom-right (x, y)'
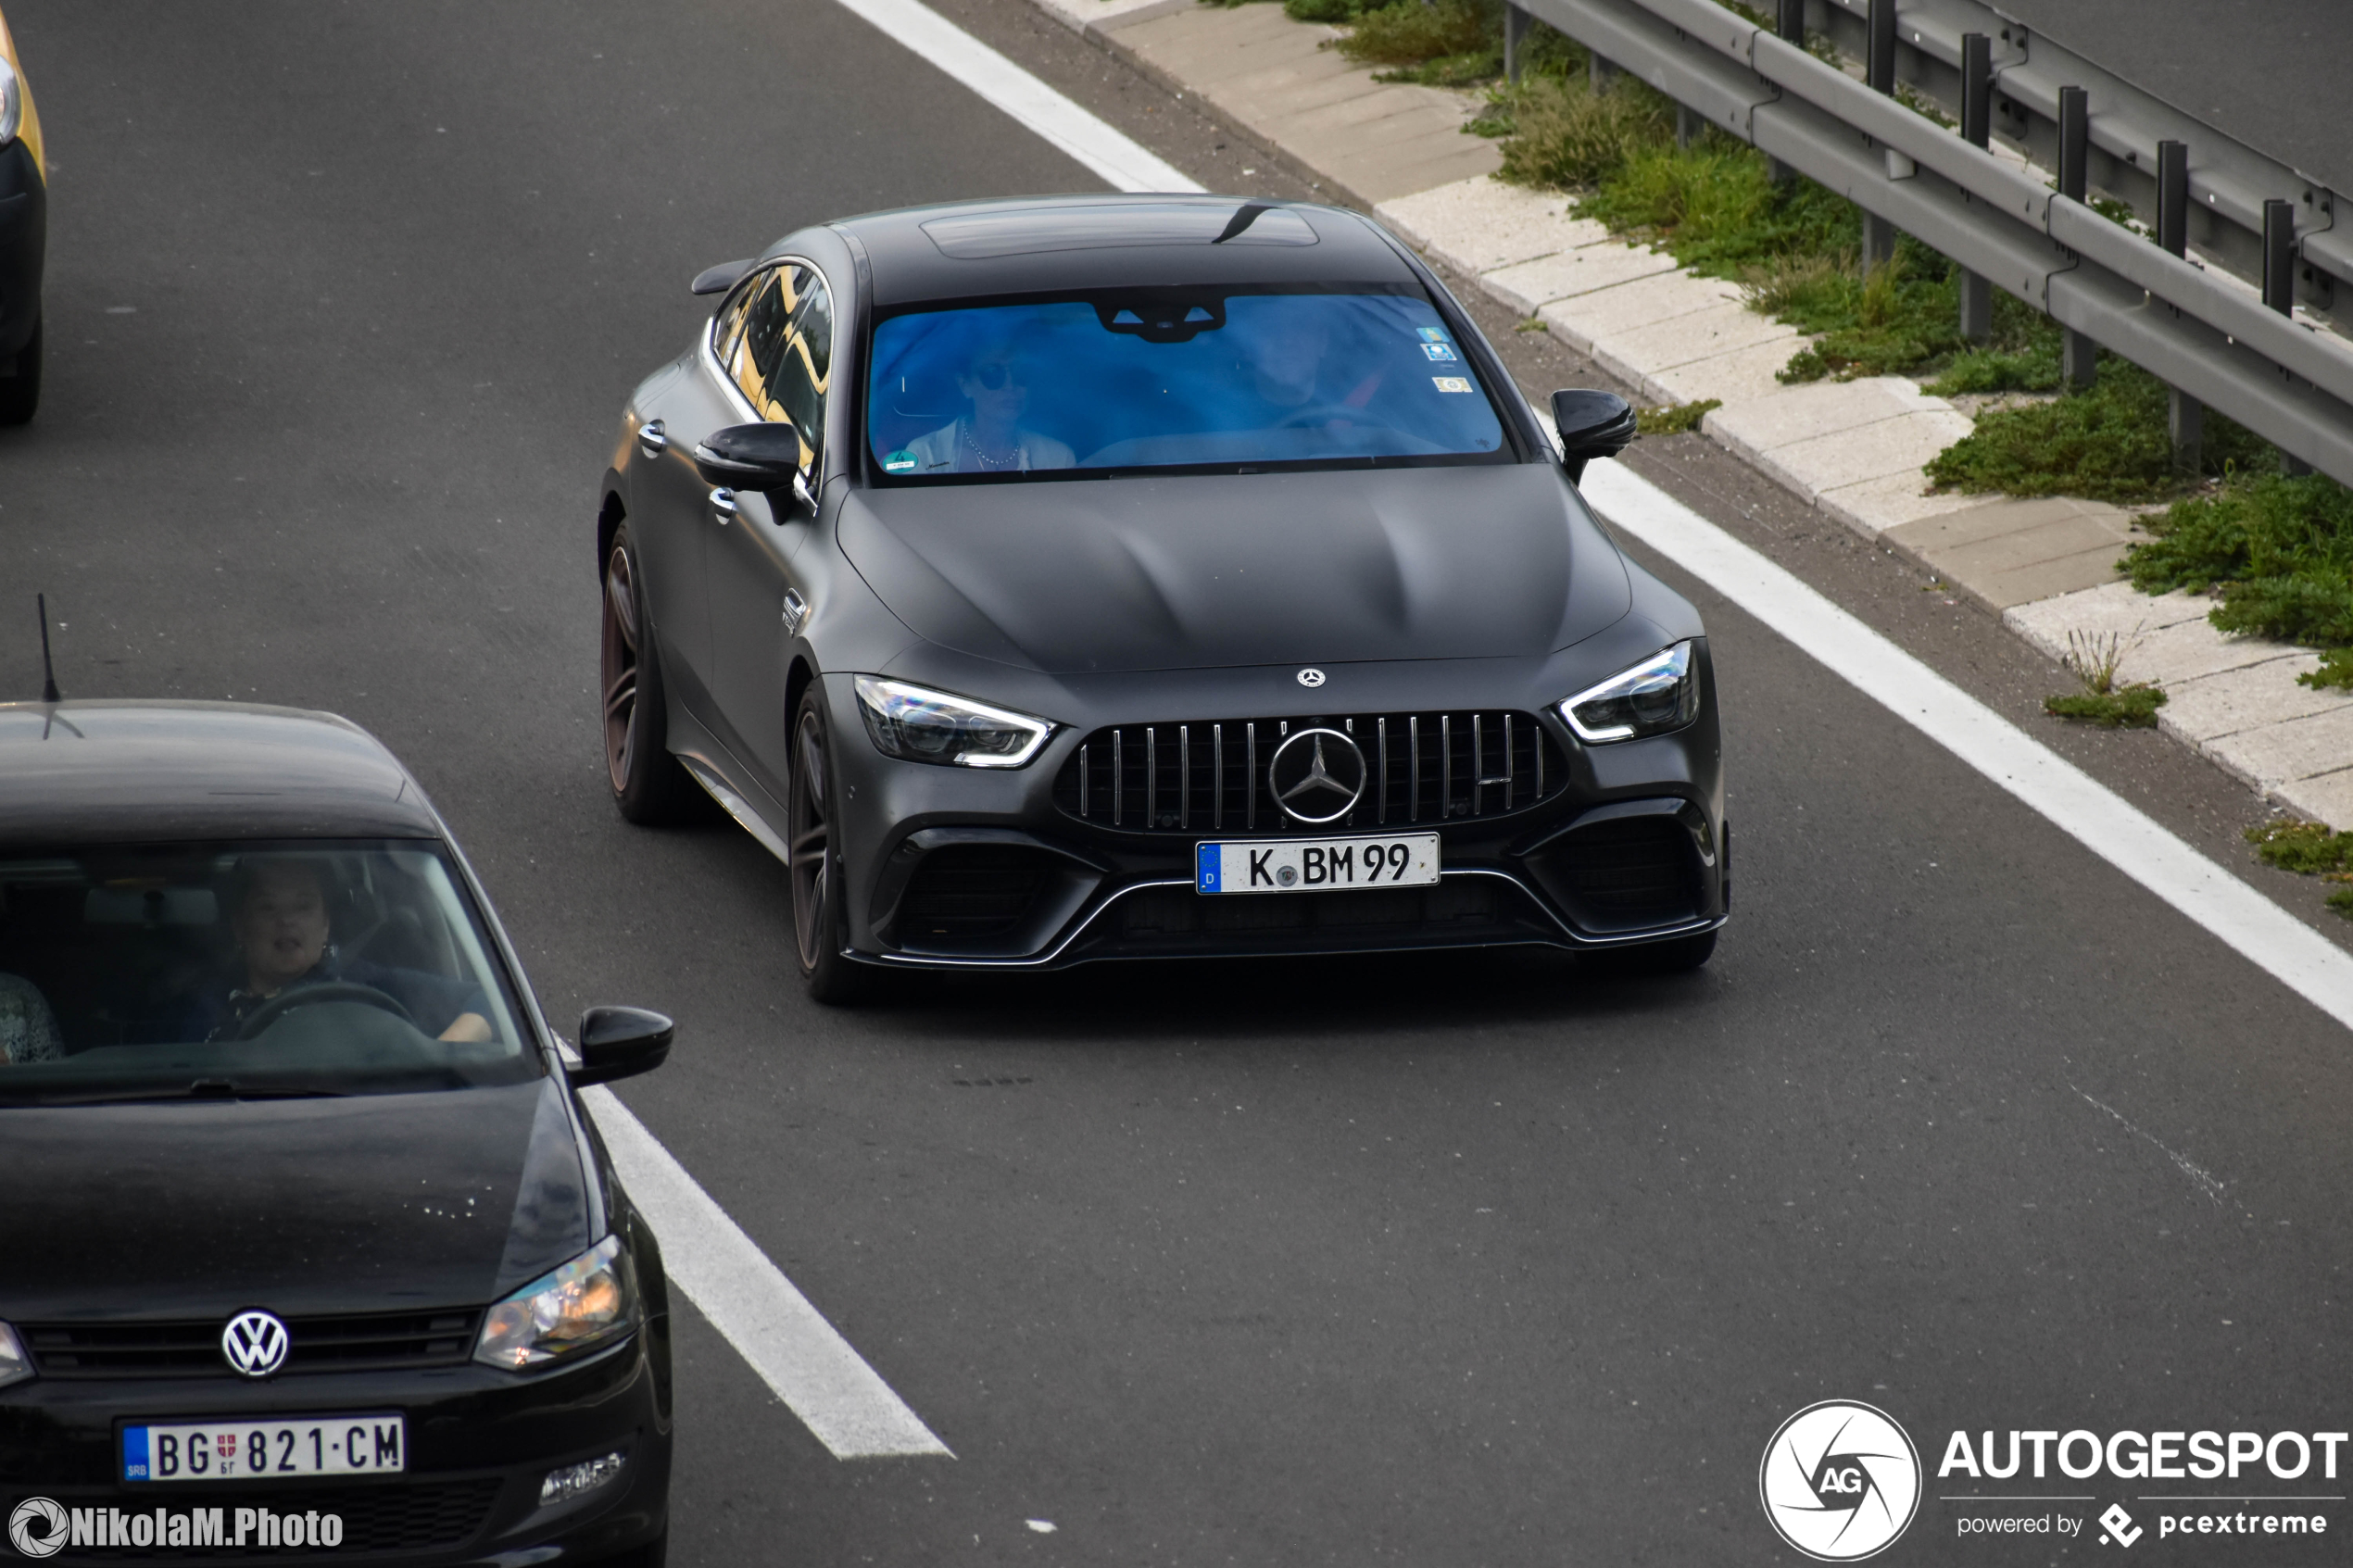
top-left (971, 362), bottom-right (1026, 390)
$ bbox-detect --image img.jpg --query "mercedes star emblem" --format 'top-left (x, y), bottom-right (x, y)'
top-left (221, 1309), bottom-right (292, 1378)
top-left (1267, 727), bottom-right (1367, 825)
top-left (1296, 668), bottom-right (1326, 688)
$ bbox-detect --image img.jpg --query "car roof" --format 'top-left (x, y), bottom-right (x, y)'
top-left (822, 194), bottom-right (1422, 309)
top-left (0, 701), bottom-right (444, 845)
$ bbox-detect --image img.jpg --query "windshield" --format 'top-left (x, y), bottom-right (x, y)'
top-left (866, 288), bottom-right (1511, 480)
top-left (0, 840), bottom-right (539, 1103)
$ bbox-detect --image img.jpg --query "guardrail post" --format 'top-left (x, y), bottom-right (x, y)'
top-left (1677, 104), bottom-right (1699, 148)
top-left (1590, 52), bottom-right (1618, 91)
top-left (1859, 0), bottom-right (1897, 276)
top-left (2057, 85), bottom-right (2098, 389)
top-left (2154, 139), bottom-right (2202, 473)
top-left (1767, 0), bottom-right (1805, 183)
top-left (2265, 198), bottom-right (2315, 474)
top-left (1955, 32), bottom-right (1993, 341)
top-left (1503, 1), bottom-right (1529, 83)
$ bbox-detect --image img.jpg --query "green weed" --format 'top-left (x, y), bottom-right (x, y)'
top-left (2247, 819), bottom-right (2353, 875)
top-left (2301, 647), bottom-right (2353, 691)
top-left (2124, 470), bottom-right (2353, 647)
top-left (1636, 399), bottom-right (1721, 435)
top-left (1490, 72), bottom-right (1669, 187)
top-left (1926, 361), bottom-right (2273, 503)
top-left (2044, 628), bottom-right (2166, 727)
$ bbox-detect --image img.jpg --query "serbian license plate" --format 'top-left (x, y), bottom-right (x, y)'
top-left (123, 1415), bottom-right (406, 1483)
top-left (1196, 833), bottom-right (1440, 894)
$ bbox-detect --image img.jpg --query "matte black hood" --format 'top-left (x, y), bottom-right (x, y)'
top-left (0, 1079), bottom-right (586, 1321)
top-left (839, 464), bottom-right (1630, 675)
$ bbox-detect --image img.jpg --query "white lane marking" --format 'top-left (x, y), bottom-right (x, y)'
top-left (1581, 461), bottom-right (2353, 1033)
top-left (822, 0), bottom-right (1202, 194)
top-left (580, 1085), bottom-right (953, 1460)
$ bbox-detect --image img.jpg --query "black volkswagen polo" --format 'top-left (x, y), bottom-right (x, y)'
top-left (0, 702), bottom-right (673, 1566)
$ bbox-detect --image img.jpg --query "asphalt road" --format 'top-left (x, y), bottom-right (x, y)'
top-left (6, 4), bottom-right (2353, 1564)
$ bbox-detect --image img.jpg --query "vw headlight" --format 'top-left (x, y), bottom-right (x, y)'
top-left (1559, 641), bottom-right (1701, 743)
top-left (854, 675), bottom-right (1054, 768)
top-left (474, 1236), bottom-right (637, 1370)
top-left (0, 1322), bottom-right (31, 1389)
top-left (0, 58), bottom-right (19, 149)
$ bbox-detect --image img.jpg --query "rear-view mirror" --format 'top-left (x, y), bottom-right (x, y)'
top-left (1550, 389), bottom-right (1639, 483)
top-left (571, 1006), bottom-right (674, 1086)
top-left (693, 424), bottom-right (812, 503)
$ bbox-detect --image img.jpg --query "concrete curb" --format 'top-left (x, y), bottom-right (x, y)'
top-left (1020, 0), bottom-right (2350, 827)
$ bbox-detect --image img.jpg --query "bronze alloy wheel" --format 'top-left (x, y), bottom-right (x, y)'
top-left (602, 542), bottom-right (646, 795)
top-left (787, 690), bottom-right (864, 1002)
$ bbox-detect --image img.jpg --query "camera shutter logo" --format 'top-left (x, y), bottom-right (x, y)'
top-left (221, 1309), bottom-right (291, 1377)
top-left (1758, 1399), bottom-right (1921, 1561)
top-left (9, 1498), bottom-right (68, 1560)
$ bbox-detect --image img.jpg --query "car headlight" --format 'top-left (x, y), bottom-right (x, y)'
top-left (0, 58), bottom-right (19, 149)
top-left (0, 1322), bottom-right (31, 1389)
top-left (1559, 641), bottom-right (1701, 743)
top-left (853, 675), bottom-right (1054, 768)
top-left (474, 1236), bottom-right (637, 1371)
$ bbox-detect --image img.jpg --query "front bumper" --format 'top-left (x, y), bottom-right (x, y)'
top-left (0, 1323), bottom-right (671, 1566)
top-left (820, 654), bottom-right (1727, 971)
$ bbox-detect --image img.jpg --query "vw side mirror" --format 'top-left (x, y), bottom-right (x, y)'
top-left (1550, 389), bottom-right (1639, 483)
top-left (571, 1006), bottom-right (674, 1086)
top-left (693, 423), bottom-right (813, 506)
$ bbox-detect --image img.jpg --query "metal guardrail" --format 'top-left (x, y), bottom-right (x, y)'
top-left (1506, 0), bottom-right (2353, 487)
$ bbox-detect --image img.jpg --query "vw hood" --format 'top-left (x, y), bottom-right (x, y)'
top-left (837, 463), bottom-right (1631, 674)
top-left (0, 1078), bottom-right (587, 1322)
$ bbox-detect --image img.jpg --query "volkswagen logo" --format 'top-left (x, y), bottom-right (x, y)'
top-left (1295, 668), bottom-right (1326, 688)
top-left (221, 1310), bottom-right (291, 1378)
top-left (9, 1498), bottom-right (67, 1560)
top-left (1266, 728), bottom-right (1366, 825)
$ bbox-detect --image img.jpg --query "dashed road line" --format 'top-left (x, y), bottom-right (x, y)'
top-left (582, 1085), bottom-right (953, 1461)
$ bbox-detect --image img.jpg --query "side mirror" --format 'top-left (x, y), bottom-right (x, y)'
top-left (693, 424), bottom-right (813, 506)
top-left (1550, 389), bottom-right (1639, 483)
top-left (571, 1006), bottom-right (673, 1086)
top-left (691, 258), bottom-right (756, 296)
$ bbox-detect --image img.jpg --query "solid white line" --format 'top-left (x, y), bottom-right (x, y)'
top-left (823, 0), bottom-right (1203, 194)
top-left (1580, 461), bottom-right (2353, 1034)
top-left (580, 1085), bottom-right (954, 1461)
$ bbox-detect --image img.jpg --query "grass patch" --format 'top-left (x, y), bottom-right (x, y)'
top-left (2302, 647), bottom-right (2353, 691)
top-left (2043, 629), bottom-right (2166, 727)
top-left (2123, 469), bottom-right (2353, 647)
top-left (1297, 0), bottom-right (1584, 87)
top-left (2246, 821), bottom-right (2353, 921)
top-left (1925, 361), bottom-right (2274, 503)
top-left (1636, 399), bottom-right (1720, 435)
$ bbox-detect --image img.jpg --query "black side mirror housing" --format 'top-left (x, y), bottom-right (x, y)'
top-left (693, 424), bottom-right (814, 509)
top-left (1550, 389), bottom-right (1639, 483)
top-left (691, 257), bottom-right (756, 296)
top-left (570, 1006), bottom-right (674, 1086)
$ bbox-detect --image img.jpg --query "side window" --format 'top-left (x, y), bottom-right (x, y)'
top-left (728, 270), bottom-right (790, 415)
top-left (711, 272), bottom-right (763, 375)
top-left (761, 266), bottom-right (833, 471)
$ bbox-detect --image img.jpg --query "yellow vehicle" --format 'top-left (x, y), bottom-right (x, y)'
top-left (0, 5), bottom-right (44, 424)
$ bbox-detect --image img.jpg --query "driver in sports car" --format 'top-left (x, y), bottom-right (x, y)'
top-left (162, 857), bottom-right (493, 1044)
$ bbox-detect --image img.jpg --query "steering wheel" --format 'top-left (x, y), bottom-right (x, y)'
top-left (234, 982), bottom-right (416, 1041)
top-left (1273, 405), bottom-right (1368, 431)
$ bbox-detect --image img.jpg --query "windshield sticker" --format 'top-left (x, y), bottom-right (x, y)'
top-left (883, 449), bottom-right (919, 472)
top-left (1416, 327), bottom-right (1449, 342)
top-left (1421, 342), bottom-right (1459, 362)
top-left (1431, 376), bottom-right (1474, 394)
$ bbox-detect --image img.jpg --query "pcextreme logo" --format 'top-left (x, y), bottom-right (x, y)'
top-left (1760, 1400), bottom-right (1924, 1561)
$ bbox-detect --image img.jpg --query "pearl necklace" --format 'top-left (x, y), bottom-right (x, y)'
top-left (963, 423), bottom-right (1023, 470)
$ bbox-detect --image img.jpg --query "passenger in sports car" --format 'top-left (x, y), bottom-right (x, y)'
top-left (901, 341), bottom-right (1076, 473)
top-left (157, 856), bottom-right (494, 1044)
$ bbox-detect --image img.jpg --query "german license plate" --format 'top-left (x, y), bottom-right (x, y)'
top-left (1195, 833), bottom-right (1440, 894)
top-left (123, 1415), bottom-right (406, 1483)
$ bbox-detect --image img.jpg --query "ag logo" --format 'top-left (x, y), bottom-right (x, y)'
top-left (9, 1498), bottom-right (68, 1560)
top-left (1758, 1399), bottom-right (1920, 1561)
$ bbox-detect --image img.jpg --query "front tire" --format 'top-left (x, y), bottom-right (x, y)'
top-left (0, 313), bottom-right (41, 426)
top-left (788, 687), bottom-right (868, 1005)
top-left (602, 525), bottom-right (698, 824)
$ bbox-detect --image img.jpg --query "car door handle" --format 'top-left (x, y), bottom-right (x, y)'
top-left (782, 588), bottom-right (809, 636)
top-left (707, 487), bottom-right (738, 526)
top-left (637, 419), bottom-right (668, 459)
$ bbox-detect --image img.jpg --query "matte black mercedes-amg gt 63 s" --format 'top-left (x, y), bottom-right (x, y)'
top-left (0, 702), bottom-right (673, 1567)
top-left (599, 194), bottom-right (1725, 1000)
